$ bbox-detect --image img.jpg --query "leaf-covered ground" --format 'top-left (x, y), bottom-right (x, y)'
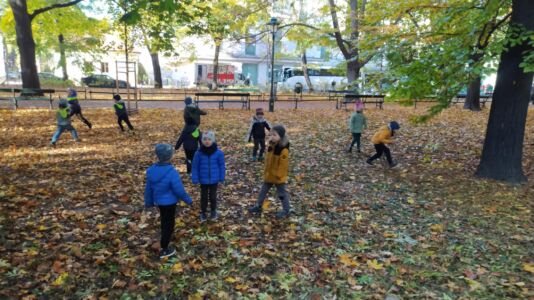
top-left (0, 106), bottom-right (533, 299)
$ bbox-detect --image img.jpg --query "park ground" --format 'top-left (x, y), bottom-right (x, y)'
top-left (0, 106), bottom-right (533, 299)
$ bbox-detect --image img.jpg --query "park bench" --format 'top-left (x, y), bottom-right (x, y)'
top-left (0, 88), bottom-right (55, 109)
top-left (194, 92), bottom-right (250, 110)
top-left (338, 94), bottom-right (385, 110)
top-left (224, 88), bottom-right (262, 101)
top-left (328, 90), bottom-right (356, 102)
top-left (452, 95), bottom-right (492, 107)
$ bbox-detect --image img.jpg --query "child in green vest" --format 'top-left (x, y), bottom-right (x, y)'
top-left (51, 99), bottom-right (79, 147)
top-left (113, 94), bottom-right (134, 131)
top-left (347, 104), bottom-right (367, 153)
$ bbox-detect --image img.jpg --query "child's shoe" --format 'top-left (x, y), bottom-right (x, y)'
top-left (248, 206), bottom-right (262, 214)
top-left (275, 210), bottom-right (290, 219)
top-left (346, 146), bottom-right (352, 153)
top-left (210, 210), bottom-right (219, 221)
top-left (159, 247), bottom-right (176, 259)
top-left (258, 156), bottom-right (264, 162)
top-left (200, 213), bottom-right (207, 223)
top-left (366, 159), bottom-right (373, 165)
top-left (389, 162), bottom-right (398, 168)
top-left (250, 156), bottom-right (257, 162)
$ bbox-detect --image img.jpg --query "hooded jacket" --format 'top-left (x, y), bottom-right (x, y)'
top-left (264, 136), bottom-right (290, 184)
top-left (56, 107), bottom-right (72, 126)
top-left (184, 105), bottom-right (207, 126)
top-left (191, 144), bottom-right (226, 185)
top-left (67, 96), bottom-right (82, 114)
top-left (349, 112), bottom-right (367, 133)
top-left (175, 124), bottom-right (201, 152)
top-left (371, 125), bottom-right (394, 144)
top-left (113, 100), bottom-right (128, 116)
top-left (245, 115), bottom-right (271, 142)
top-left (144, 163), bottom-right (192, 207)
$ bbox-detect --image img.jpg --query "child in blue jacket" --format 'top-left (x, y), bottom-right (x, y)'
top-left (192, 131), bottom-right (226, 222)
top-left (144, 143), bottom-right (192, 259)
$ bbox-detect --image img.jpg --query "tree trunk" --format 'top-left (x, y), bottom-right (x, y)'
top-left (212, 38), bottom-right (221, 90)
top-left (475, 0), bottom-right (534, 183)
top-left (464, 76), bottom-right (481, 111)
top-left (58, 34), bottom-right (68, 80)
top-left (301, 51), bottom-right (314, 92)
top-left (347, 59), bottom-right (361, 84)
top-left (8, 0), bottom-right (41, 89)
top-left (1, 33), bottom-right (9, 79)
top-left (150, 51), bottom-right (162, 88)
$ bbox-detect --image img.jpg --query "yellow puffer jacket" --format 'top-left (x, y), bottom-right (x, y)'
top-left (371, 125), bottom-right (394, 144)
top-left (264, 137), bottom-right (290, 184)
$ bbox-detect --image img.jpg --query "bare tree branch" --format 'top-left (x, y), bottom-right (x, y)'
top-left (328, 0), bottom-right (351, 59)
top-left (29, 0), bottom-right (84, 20)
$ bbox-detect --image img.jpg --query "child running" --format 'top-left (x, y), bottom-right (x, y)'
top-left (67, 88), bottom-right (92, 129)
top-left (248, 125), bottom-right (291, 218)
top-left (113, 94), bottom-right (134, 132)
top-left (347, 103), bottom-right (367, 153)
top-left (366, 121), bottom-right (400, 168)
top-left (50, 99), bottom-right (79, 147)
top-left (245, 108), bottom-right (271, 161)
top-left (144, 144), bottom-right (192, 259)
top-left (192, 131), bottom-right (226, 222)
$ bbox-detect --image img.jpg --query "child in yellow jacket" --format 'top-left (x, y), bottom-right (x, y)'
top-left (367, 121), bottom-right (400, 167)
top-left (248, 125), bottom-right (291, 218)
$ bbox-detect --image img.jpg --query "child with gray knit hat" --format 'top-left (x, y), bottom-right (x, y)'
top-left (144, 143), bottom-right (192, 259)
top-left (192, 131), bottom-right (226, 222)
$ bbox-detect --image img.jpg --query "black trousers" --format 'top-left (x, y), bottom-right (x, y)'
top-left (71, 107), bottom-right (92, 128)
top-left (368, 143), bottom-right (393, 165)
top-left (158, 204), bottom-right (176, 249)
top-left (253, 138), bottom-right (266, 158)
top-left (349, 133), bottom-right (361, 150)
top-left (117, 114), bottom-right (134, 131)
top-left (184, 149), bottom-right (196, 174)
top-left (200, 184), bottom-right (218, 214)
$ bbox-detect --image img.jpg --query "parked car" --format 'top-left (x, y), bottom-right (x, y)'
top-left (82, 74), bottom-right (129, 88)
top-left (38, 72), bottom-right (64, 81)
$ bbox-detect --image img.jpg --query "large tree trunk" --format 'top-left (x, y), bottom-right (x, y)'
top-left (58, 34), bottom-right (68, 80)
top-left (301, 51), bottom-right (313, 92)
top-left (212, 38), bottom-right (221, 90)
top-left (464, 76), bottom-right (481, 111)
top-left (150, 51), bottom-right (162, 88)
top-left (475, 0), bottom-right (534, 183)
top-left (8, 0), bottom-right (41, 89)
top-left (347, 59), bottom-right (361, 84)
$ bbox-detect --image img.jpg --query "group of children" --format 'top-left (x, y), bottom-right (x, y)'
top-left (50, 89), bottom-right (134, 146)
top-left (50, 91), bottom-right (400, 259)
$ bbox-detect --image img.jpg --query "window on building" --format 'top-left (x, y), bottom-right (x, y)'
top-left (320, 47), bottom-right (327, 59)
top-left (245, 42), bottom-right (256, 56)
top-left (101, 62), bottom-right (109, 73)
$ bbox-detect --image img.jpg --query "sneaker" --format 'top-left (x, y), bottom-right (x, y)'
top-left (275, 210), bottom-right (290, 219)
top-left (258, 156), bottom-right (264, 162)
top-left (88, 123), bottom-right (93, 129)
top-left (210, 210), bottom-right (219, 221)
top-left (200, 213), bottom-right (207, 223)
top-left (347, 147), bottom-right (352, 153)
top-left (366, 159), bottom-right (373, 165)
top-left (389, 162), bottom-right (398, 168)
top-left (159, 247), bottom-right (176, 259)
top-left (50, 141), bottom-right (56, 147)
top-left (248, 206), bottom-right (262, 214)
top-left (357, 148), bottom-right (361, 153)
top-left (251, 156), bottom-right (257, 162)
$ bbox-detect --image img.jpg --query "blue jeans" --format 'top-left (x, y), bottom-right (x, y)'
top-left (52, 125), bottom-right (78, 143)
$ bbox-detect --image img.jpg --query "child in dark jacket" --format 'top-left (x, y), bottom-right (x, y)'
top-left (248, 125), bottom-right (291, 218)
top-left (175, 124), bottom-right (201, 174)
top-left (192, 131), bottom-right (226, 222)
top-left (67, 88), bottom-right (92, 129)
top-left (144, 144), bottom-right (192, 259)
top-left (183, 97), bottom-right (207, 126)
top-left (245, 108), bottom-right (271, 161)
top-left (113, 94), bottom-right (134, 131)
top-left (51, 99), bottom-right (79, 147)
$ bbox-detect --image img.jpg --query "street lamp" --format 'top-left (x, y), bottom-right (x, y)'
top-left (267, 17), bottom-right (280, 112)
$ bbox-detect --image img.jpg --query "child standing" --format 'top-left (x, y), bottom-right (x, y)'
top-left (175, 124), bottom-right (201, 174)
top-left (347, 104), bottom-right (367, 153)
top-left (144, 144), bottom-right (192, 259)
top-left (113, 94), bottom-right (134, 131)
top-left (245, 108), bottom-right (271, 161)
top-left (50, 99), bottom-right (79, 147)
top-left (67, 88), bottom-right (92, 129)
top-left (248, 125), bottom-right (291, 218)
top-left (191, 131), bottom-right (226, 222)
top-left (366, 121), bottom-right (400, 168)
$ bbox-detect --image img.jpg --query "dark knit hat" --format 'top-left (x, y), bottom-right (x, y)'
top-left (155, 143), bottom-right (173, 162)
top-left (184, 97), bottom-right (193, 105)
top-left (58, 99), bottom-right (68, 108)
top-left (113, 94), bottom-right (121, 101)
top-left (272, 125), bottom-right (286, 139)
top-left (256, 108), bottom-right (264, 115)
top-left (67, 88), bottom-right (77, 98)
top-left (389, 121), bottom-right (400, 130)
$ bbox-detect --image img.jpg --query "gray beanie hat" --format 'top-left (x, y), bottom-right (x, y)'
top-left (155, 143), bottom-right (173, 162)
top-left (58, 98), bottom-right (68, 108)
top-left (272, 125), bottom-right (286, 139)
top-left (202, 131), bottom-right (216, 143)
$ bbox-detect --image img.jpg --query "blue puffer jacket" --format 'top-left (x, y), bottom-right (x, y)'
top-left (191, 144), bottom-right (226, 185)
top-left (144, 163), bottom-right (192, 207)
